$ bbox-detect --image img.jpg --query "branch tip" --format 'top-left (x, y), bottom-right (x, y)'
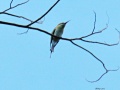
top-left (27, 0), bottom-right (60, 26)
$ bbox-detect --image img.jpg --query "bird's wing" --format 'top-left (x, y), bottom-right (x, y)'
top-left (50, 28), bottom-right (56, 47)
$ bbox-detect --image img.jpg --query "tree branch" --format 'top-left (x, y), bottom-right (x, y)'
top-left (27, 0), bottom-right (60, 26)
top-left (81, 24), bottom-right (108, 39)
top-left (0, 20), bottom-right (119, 45)
top-left (2, 12), bottom-right (43, 24)
top-left (70, 41), bottom-right (119, 83)
top-left (87, 67), bottom-right (119, 83)
top-left (0, 19), bottom-right (119, 82)
top-left (2, 0), bottom-right (29, 13)
top-left (0, 0), bottom-right (38, 23)
top-left (0, 1), bottom-right (119, 83)
top-left (92, 11), bottom-right (96, 33)
top-left (80, 11), bottom-right (108, 39)
top-left (80, 38), bottom-right (119, 46)
top-left (10, 0), bottom-right (14, 8)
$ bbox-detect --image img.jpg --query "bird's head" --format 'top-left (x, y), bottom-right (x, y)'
top-left (57, 20), bottom-right (70, 28)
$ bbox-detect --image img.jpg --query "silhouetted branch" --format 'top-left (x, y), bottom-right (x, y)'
top-left (0, 1), bottom-right (119, 83)
top-left (80, 38), bottom-right (119, 46)
top-left (0, 0), bottom-right (44, 24)
top-left (27, 0), bottom-right (60, 26)
top-left (70, 24), bottom-right (108, 41)
top-left (10, 0), bottom-right (14, 8)
top-left (2, 12), bottom-right (43, 24)
top-left (81, 24), bottom-right (108, 39)
top-left (17, 29), bottom-right (29, 35)
top-left (92, 11), bottom-right (96, 33)
top-left (87, 67), bottom-right (119, 83)
top-left (3, 0), bottom-right (29, 13)
top-left (70, 12), bottom-right (120, 47)
top-left (0, 18), bottom-right (119, 82)
top-left (70, 41), bottom-right (119, 83)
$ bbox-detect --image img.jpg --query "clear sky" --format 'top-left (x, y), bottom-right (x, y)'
top-left (0, 0), bottom-right (120, 90)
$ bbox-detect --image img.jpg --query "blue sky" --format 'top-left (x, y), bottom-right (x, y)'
top-left (0, 0), bottom-right (120, 90)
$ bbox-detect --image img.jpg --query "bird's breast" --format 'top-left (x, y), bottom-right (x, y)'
top-left (54, 28), bottom-right (63, 37)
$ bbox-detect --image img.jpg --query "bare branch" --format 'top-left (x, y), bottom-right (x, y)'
top-left (27, 0), bottom-right (60, 26)
top-left (115, 28), bottom-right (120, 41)
top-left (17, 29), bottom-right (29, 35)
top-left (0, 9), bottom-right (119, 83)
top-left (80, 28), bottom-right (120, 46)
top-left (10, 0), bottom-right (14, 8)
top-left (2, 12), bottom-right (43, 24)
top-left (70, 41), bottom-right (107, 70)
top-left (70, 24), bottom-right (108, 41)
top-left (81, 39), bottom-right (119, 46)
top-left (2, 0), bottom-right (29, 13)
top-left (0, 20), bottom-right (119, 82)
top-left (70, 41), bottom-right (119, 83)
top-left (80, 24), bottom-right (108, 39)
top-left (0, 20), bottom-right (119, 44)
top-left (92, 11), bottom-right (96, 33)
top-left (0, 20), bottom-right (48, 34)
top-left (79, 11), bottom-right (109, 39)
top-left (0, 0), bottom-right (44, 24)
top-left (87, 67), bottom-right (119, 83)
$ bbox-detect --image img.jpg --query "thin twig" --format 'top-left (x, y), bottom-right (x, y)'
top-left (2, 0), bottom-right (29, 13)
top-left (2, 12), bottom-right (43, 24)
top-left (92, 11), bottom-right (96, 33)
top-left (0, 20), bottom-right (119, 82)
top-left (0, 0), bottom-right (43, 24)
top-left (17, 29), bottom-right (29, 35)
top-left (81, 39), bottom-right (119, 46)
top-left (27, 0), bottom-right (60, 26)
top-left (0, 20), bottom-right (119, 44)
top-left (10, 0), bottom-right (14, 8)
top-left (80, 24), bottom-right (108, 39)
top-left (80, 11), bottom-right (108, 39)
top-left (70, 41), bottom-right (107, 70)
top-left (0, 0), bottom-right (119, 83)
top-left (70, 41), bottom-right (119, 83)
top-left (87, 67), bottom-right (119, 83)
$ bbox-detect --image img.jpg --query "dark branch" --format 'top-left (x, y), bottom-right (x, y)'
top-left (27, 0), bottom-right (60, 26)
top-left (80, 24), bottom-right (108, 39)
top-left (0, 0), bottom-right (44, 24)
top-left (87, 67), bottom-right (119, 83)
top-left (2, 12), bottom-right (43, 24)
top-left (0, 20), bottom-right (119, 44)
top-left (80, 11), bottom-right (108, 39)
top-left (70, 41), bottom-right (119, 83)
top-left (92, 11), bottom-right (96, 33)
top-left (69, 12), bottom-right (120, 47)
top-left (0, 10), bottom-right (119, 83)
top-left (10, 0), bottom-right (14, 8)
top-left (2, 0), bottom-right (29, 13)
top-left (81, 38), bottom-right (119, 46)
top-left (0, 20), bottom-right (69, 41)
top-left (17, 29), bottom-right (29, 35)
top-left (70, 41), bottom-right (107, 70)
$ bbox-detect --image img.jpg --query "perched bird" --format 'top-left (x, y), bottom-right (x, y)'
top-left (50, 21), bottom-right (69, 58)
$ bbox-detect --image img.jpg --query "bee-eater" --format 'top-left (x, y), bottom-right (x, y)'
top-left (50, 21), bottom-right (69, 58)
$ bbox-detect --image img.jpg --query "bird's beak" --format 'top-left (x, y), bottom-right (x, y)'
top-left (65, 20), bottom-right (70, 24)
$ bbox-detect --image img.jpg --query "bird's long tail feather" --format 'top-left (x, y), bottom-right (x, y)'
top-left (50, 45), bottom-right (55, 58)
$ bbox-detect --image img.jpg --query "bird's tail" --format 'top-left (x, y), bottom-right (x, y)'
top-left (50, 45), bottom-right (55, 58)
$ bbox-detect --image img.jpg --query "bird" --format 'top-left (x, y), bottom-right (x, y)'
top-left (50, 21), bottom-right (69, 58)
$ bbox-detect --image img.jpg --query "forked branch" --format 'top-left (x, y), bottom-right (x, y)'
top-left (70, 40), bottom-right (119, 83)
top-left (3, 0), bottom-right (29, 13)
top-left (0, 0), bottom-right (119, 83)
top-left (0, 0), bottom-right (43, 24)
top-left (27, 0), bottom-right (60, 26)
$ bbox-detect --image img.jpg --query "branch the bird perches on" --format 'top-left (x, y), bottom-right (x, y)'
top-left (0, 0), bottom-right (119, 83)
